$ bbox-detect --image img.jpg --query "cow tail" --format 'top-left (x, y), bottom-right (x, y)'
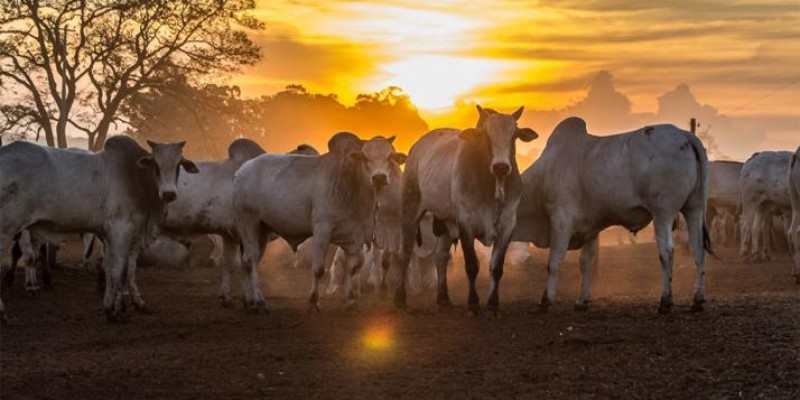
top-left (687, 133), bottom-right (715, 257)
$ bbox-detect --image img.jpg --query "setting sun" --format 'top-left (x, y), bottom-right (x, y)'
top-left (383, 55), bottom-right (507, 110)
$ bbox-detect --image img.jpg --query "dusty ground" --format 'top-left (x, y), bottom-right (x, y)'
top-left (1, 240), bottom-right (798, 399)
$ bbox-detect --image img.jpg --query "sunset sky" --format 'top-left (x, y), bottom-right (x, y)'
top-left (228, 0), bottom-right (799, 159)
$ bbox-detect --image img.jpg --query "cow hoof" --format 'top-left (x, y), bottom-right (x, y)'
top-left (468, 308), bottom-right (479, 318)
top-left (691, 303), bottom-right (705, 313)
top-left (105, 311), bottom-right (128, 324)
top-left (248, 302), bottom-right (269, 314)
top-left (134, 303), bottom-right (153, 315)
top-left (219, 297), bottom-right (235, 309)
top-left (574, 302), bottom-right (590, 313)
top-left (345, 301), bottom-right (358, 312)
top-left (487, 307), bottom-right (501, 318)
top-left (795, 275), bottom-right (800, 285)
top-left (658, 300), bottom-right (672, 315)
top-left (436, 298), bottom-right (454, 310)
top-left (0, 313), bottom-right (8, 326)
top-left (25, 286), bottom-right (41, 296)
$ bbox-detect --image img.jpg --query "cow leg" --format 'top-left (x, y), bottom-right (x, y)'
top-left (751, 209), bottom-right (765, 262)
top-left (653, 215), bottom-right (675, 314)
top-left (41, 243), bottom-right (55, 290)
top-left (2, 239), bottom-right (22, 287)
top-left (103, 228), bottom-right (131, 323)
top-left (575, 236), bottom-right (599, 312)
top-left (486, 238), bottom-right (511, 314)
top-left (434, 235), bottom-right (453, 308)
top-left (218, 237), bottom-right (239, 308)
top-left (740, 208), bottom-right (753, 260)
top-left (309, 229), bottom-right (332, 311)
top-left (684, 209), bottom-right (707, 312)
top-left (0, 233), bottom-right (15, 325)
top-left (126, 244), bottom-right (149, 313)
top-left (343, 247), bottom-right (364, 310)
top-left (24, 247), bottom-right (41, 294)
top-left (540, 221), bottom-right (571, 312)
top-left (459, 235), bottom-right (481, 316)
top-left (326, 247), bottom-right (346, 297)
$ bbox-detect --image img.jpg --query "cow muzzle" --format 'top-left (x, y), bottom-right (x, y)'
top-left (161, 190), bottom-right (177, 203)
top-left (372, 174), bottom-right (388, 190)
top-left (491, 163), bottom-right (511, 177)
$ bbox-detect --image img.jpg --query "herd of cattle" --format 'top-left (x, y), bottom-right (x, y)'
top-left (1, 106), bottom-right (798, 324)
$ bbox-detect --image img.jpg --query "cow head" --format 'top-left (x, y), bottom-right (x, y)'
top-left (461, 105), bottom-right (538, 178)
top-left (350, 136), bottom-right (406, 192)
top-left (137, 140), bottom-right (199, 203)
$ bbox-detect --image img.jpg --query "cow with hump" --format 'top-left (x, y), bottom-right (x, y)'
top-left (739, 151), bottom-right (794, 262)
top-left (232, 132), bottom-right (406, 312)
top-left (513, 118), bottom-right (712, 314)
top-left (394, 105), bottom-right (539, 315)
top-left (0, 137), bottom-right (198, 323)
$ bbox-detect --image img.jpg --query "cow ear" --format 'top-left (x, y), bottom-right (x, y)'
top-left (137, 156), bottom-right (155, 168)
top-left (391, 152), bottom-right (407, 165)
top-left (146, 140), bottom-right (158, 149)
top-left (177, 141), bottom-right (186, 149)
top-left (459, 128), bottom-right (483, 140)
top-left (349, 150), bottom-right (368, 163)
top-left (476, 104), bottom-right (485, 117)
top-left (386, 135), bottom-right (396, 144)
top-left (180, 158), bottom-right (199, 173)
top-left (515, 127), bottom-right (538, 142)
top-left (512, 106), bottom-right (524, 121)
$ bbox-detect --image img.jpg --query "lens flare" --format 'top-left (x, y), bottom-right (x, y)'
top-left (362, 320), bottom-right (394, 351)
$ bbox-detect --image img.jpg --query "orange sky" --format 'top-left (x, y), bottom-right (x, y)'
top-left (229, 0), bottom-right (799, 159)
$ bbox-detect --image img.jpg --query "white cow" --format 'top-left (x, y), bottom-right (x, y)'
top-left (708, 160), bottom-right (743, 246)
top-left (513, 118), bottom-right (711, 313)
top-left (0, 137), bottom-right (197, 323)
top-left (395, 106), bottom-right (539, 314)
top-left (739, 151), bottom-right (793, 262)
top-left (233, 133), bottom-right (406, 311)
top-left (788, 147), bottom-right (800, 284)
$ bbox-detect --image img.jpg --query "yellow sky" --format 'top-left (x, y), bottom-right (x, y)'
top-left (231, 0), bottom-right (799, 157)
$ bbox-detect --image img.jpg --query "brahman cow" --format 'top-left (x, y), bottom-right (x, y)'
top-left (788, 147), bottom-right (800, 283)
top-left (708, 160), bottom-right (744, 245)
top-left (394, 106), bottom-right (538, 314)
top-left (513, 118), bottom-right (711, 314)
top-left (739, 151), bottom-right (793, 262)
top-left (0, 137), bottom-right (197, 323)
top-left (232, 133), bottom-right (406, 311)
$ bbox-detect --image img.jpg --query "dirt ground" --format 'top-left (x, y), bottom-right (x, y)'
top-left (1, 239), bottom-right (798, 399)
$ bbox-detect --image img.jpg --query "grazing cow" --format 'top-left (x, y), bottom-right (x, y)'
top-left (513, 118), bottom-right (711, 313)
top-left (394, 106), bottom-right (538, 314)
top-left (0, 137), bottom-right (197, 323)
top-left (233, 133), bottom-right (406, 311)
top-left (788, 147), bottom-right (800, 283)
top-left (739, 151), bottom-right (793, 262)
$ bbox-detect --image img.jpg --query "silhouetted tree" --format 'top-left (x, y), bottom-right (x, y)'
top-left (0, 0), bottom-right (263, 149)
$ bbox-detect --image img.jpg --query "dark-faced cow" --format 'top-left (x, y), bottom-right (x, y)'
top-left (739, 151), bottom-right (793, 262)
top-left (232, 133), bottom-right (405, 311)
top-left (394, 106), bottom-right (538, 314)
top-left (787, 147), bottom-right (800, 283)
top-left (0, 137), bottom-right (197, 322)
top-left (513, 118), bottom-right (711, 314)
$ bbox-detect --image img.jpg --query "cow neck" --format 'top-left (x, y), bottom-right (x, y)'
top-left (323, 152), bottom-right (374, 213)
top-left (103, 137), bottom-right (164, 238)
top-left (461, 133), bottom-right (519, 239)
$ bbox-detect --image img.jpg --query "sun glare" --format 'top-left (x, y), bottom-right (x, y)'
top-left (383, 55), bottom-right (506, 110)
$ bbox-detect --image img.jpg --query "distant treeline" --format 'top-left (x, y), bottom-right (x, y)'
top-left (124, 78), bottom-right (428, 159)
